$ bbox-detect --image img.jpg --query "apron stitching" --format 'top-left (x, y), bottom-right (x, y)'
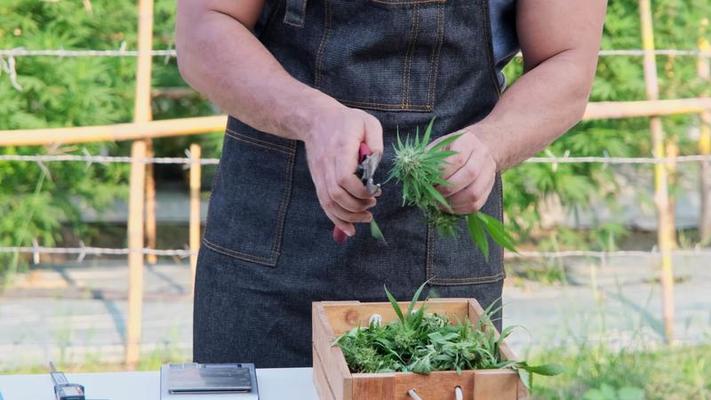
top-left (225, 128), bottom-right (294, 154)
top-left (430, 271), bottom-right (505, 285)
top-left (334, 98), bottom-right (433, 110)
top-left (371, 0), bottom-right (446, 5)
top-left (272, 142), bottom-right (298, 255)
top-left (425, 222), bottom-right (434, 280)
top-left (202, 238), bottom-right (278, 265)
top-left (313, 0), bottom-right (332, 87)
top-left (402, 3), bottom-right (419, 109)
top-left (427, 3), bottom-right (445, 108)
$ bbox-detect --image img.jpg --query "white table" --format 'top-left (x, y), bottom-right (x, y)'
top-left (0, 368), bottom-right (319, 400)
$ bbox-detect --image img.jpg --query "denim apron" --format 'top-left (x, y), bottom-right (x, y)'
top-left (194, 0), bottom-right (505, 368)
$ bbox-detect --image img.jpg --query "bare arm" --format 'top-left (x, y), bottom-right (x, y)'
top-left (176, 0), bottom-right (315, 139)
top-left (176, 0), bottom-right (383, 236)
top-left (477, 0), bottom-right (608, 170)
top-left (435, 0), bottom-right (607, 214)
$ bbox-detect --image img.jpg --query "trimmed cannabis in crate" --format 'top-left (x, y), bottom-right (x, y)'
top-left (333, 282), bottom-right (562, 390)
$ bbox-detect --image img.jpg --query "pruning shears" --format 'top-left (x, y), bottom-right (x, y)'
top-left (332, 142), bottom-right (382, 244)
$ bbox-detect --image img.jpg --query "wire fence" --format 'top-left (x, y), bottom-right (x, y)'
top-left (2, 48), bottom-right (711, 58)
top-left (3, 245), bottom-right (711, 261)
top-left (1, 153), bottom-right (711, 166)
top-left (1, 45), bottom-right (711, 265)
top-left (0, 245), bottom-right (191, 258)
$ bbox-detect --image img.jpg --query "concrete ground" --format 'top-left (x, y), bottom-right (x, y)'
top-left (0, 254), bottom-right (709, 370)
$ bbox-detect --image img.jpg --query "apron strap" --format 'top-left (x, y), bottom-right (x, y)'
top-left (283, 0), bottom-right (307, 27)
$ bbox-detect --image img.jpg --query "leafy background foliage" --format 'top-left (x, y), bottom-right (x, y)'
top-left (0, 0), bottom-right (219, 279)
top-left (502, 0), bottom-right (711, 252)
top-left (1, 0), bottom-right (710, 279)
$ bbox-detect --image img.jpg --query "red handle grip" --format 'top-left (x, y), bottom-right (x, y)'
top-left (332, 143), bottom-right (373, 244)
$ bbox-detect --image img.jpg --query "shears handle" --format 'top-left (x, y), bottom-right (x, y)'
top-left (332, 143), bottom-right (373, 245)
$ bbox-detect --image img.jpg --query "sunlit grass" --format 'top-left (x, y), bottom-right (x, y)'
top-left (528, 343), bottom-right (711, 400)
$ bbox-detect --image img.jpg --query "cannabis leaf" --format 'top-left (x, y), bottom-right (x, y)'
top-left (388, 118), bottom-right (517, 259)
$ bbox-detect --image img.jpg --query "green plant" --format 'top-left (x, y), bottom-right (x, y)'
top-left (528, 343), bottom-right (711, 400)
top-left (388, 119), bottom-right (517, 259)
top-left (334, 282), bottom-right (563, 390)
top-left (0, 0), bottom-right (218, 282)
top-left (583, 384), bottom-right (645, 400)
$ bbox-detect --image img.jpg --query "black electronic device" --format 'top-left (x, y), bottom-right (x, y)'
top-left (49, 362), bottom-right (86, 400)
top-left (160, 363), bottom-right (259, 399)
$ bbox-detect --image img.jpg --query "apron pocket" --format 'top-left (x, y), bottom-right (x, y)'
top-left (202, 127), bottom-right (297, 267)
top-left (425, 177), bottom-right (505, 286)
top-left (314, 0), bottom-right (446, 112)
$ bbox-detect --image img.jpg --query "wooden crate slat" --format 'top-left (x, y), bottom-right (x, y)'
top-left (313, 346), bottom-right (337, 400)
top-left (394, 371), bottom-right (476, 400)
top-left (313, 302), bottom-right (353, 400)
top-left (473, 370), bottom-right (520, 400)
top-left (322, 299), bottom-right (469, 335)
top-left (351, 373), bottom-right (395, 400)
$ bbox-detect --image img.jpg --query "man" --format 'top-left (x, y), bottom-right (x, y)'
top-left (176, 0), bottom-right (607, 367)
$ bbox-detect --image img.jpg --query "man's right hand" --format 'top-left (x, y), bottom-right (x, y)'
top-left (301, 103), bottom-right (384, 238)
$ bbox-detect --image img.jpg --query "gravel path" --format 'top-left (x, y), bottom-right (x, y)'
top-left (1, 255), bottom-right (709, 370)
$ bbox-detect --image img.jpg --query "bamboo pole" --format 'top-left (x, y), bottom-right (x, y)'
top-left (133, 0), bottom-right (157, 265)
top-left (1, 98), bottom-right (711, 148)
top-left (144, 143), bottom-right (158, 265)
top-left (124, 0), bottom-right (155, 367)
top-left (639, 0), bottom-right (675, 344)
top-left (698, 19), bottom-right (711, 244)
top-left (125, 139), bottom-right (146, 368)
top-left (0, 116), bottom-right (226, 146)
top-left (189, 144), bottom-right (202, 292)
top-left (583, 98), bottom-right (711, 120)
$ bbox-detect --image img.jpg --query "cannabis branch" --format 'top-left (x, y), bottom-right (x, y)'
top-left (387, 119), bottom-right (517, 258)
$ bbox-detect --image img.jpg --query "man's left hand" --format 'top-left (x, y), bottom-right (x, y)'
top-left (431, 129), bottom-right (498, 215)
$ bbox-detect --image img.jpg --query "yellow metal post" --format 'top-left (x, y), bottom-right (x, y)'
top-left (639, 0), bottom-right (676, 344)
top-left (698, 19), bottom-right (711, 244)
top-left (126, 140), bottom-right (146, 368)
top-left (189, 144), bottom-right (202, 293)
top-left (133, 0), bottom-right (157, 265)
top-left (125, 0), bottom-right (154, 367)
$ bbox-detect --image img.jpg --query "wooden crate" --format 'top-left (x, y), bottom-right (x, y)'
top-left (312, 298), bottom-right (529, 400)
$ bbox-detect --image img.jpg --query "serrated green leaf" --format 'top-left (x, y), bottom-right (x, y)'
top-left (466, 214), bottom-right (489, 260)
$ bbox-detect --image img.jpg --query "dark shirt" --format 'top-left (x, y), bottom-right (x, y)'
top-left (489, 0), bottom-right (520, 88)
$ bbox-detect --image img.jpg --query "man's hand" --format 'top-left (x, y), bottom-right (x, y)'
top-left (303, 104), bottom-right (384, 237)
top-left (431, 130), bottom-right (497, 215)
